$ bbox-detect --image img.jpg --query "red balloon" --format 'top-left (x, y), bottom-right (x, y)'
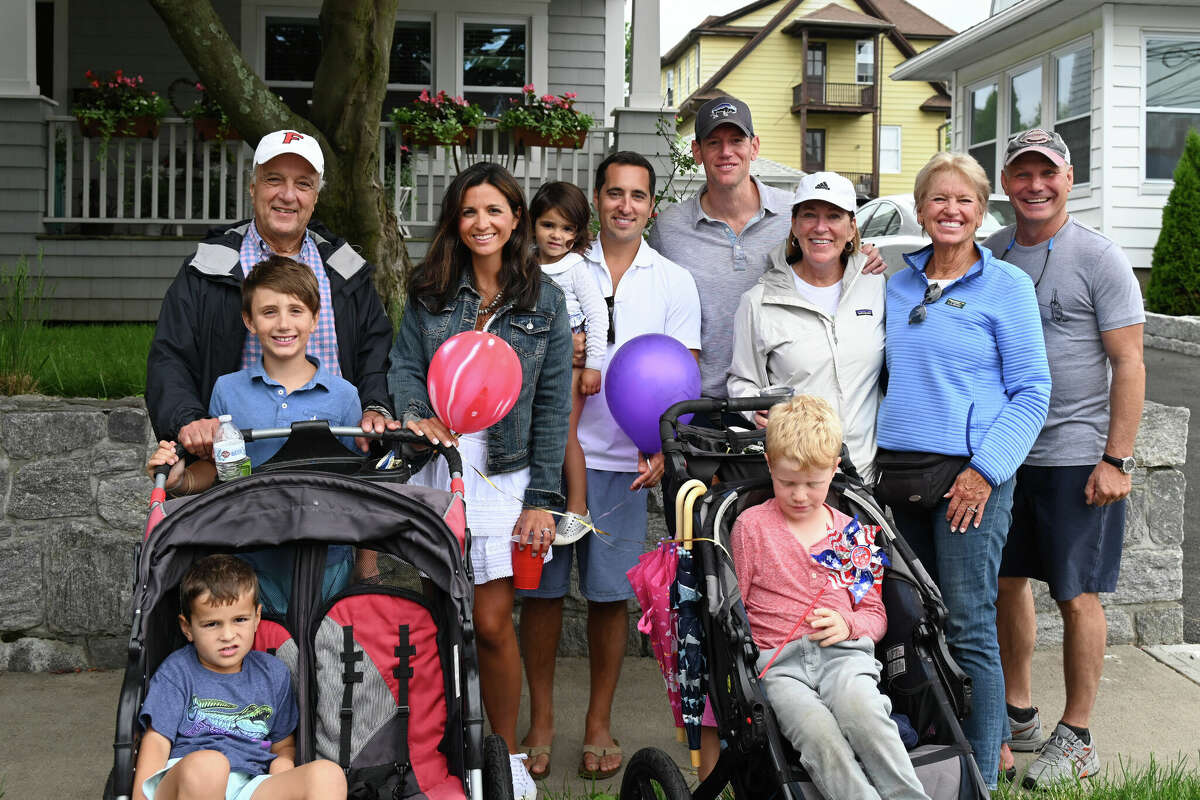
top-left (427, 331), bottom-right (523, 434)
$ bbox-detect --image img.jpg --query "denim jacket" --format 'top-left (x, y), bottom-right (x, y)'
top-left (388, 270), bottom-right (573, 511)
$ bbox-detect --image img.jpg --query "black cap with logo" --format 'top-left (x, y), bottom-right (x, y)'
top-left (695, 96), bottom-right (755, 141)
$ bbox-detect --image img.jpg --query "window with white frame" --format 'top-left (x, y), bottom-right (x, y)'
top-left (666, 69), bottom-right (674, 105)
top-left (1055, 44), bottom-right (1091, 183)
top-left (856, 39), bottom-right (874, 84)
top-left (1146, 37), bottom-right (1200, 180)
top-left (969, 82), bottom-right (999, 186)
top-left (264, 15), bottom-right (432, 117)
top-left (462, 20), bottom-right (527, 117)
top-left (695, 44), bottom-right (701, 86)
top-left (880, 125), bottom-right (901, 173)
top-left (1009, 64), bottom-right (1042, 133)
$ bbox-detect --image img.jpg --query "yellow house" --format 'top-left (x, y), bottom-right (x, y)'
top-left (661, 0), bottom-right (954, 198)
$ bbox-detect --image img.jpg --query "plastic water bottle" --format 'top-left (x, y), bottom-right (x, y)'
top-left (213, 414), bottom-right (251, 481)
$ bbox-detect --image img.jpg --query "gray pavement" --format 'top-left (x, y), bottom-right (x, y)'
top-left (1145, 347), bottom-right (1200, 643)
top-left (3, 645), bottom-right (1200, 799)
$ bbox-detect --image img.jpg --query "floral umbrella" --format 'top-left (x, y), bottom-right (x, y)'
top-left (626, 541), bottom-right (684, 731)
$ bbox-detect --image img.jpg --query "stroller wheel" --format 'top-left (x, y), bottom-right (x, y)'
top-left (619, 747), bottom-right (691, 800)
top-left (483, 733), bottom-right (515, 800)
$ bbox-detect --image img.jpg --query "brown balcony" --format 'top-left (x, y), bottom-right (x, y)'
top-left (791, 82), bottom-right (875, 113)
top-left (842, 171), bottom-right (876, 199)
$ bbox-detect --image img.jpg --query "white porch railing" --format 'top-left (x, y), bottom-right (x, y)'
top-left (44, 116), bottom-right (615, 235)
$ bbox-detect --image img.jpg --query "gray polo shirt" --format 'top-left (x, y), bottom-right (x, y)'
top-left (983, 217), bottom-right (1144, 466)
top-left (648, 177), bottom-right (794, 397)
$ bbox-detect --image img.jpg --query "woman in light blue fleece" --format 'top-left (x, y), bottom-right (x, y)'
top-left (876, 151), bottom-right (1050, 790)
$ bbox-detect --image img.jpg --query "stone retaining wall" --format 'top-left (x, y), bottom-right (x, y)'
top-left (0, 396), bottom-right (1188, 670)
top-left (1145, 311), bottom-right (1200, 355)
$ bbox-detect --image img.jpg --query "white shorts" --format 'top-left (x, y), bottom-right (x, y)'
top-left (142, 756), bottom-right (271, 800)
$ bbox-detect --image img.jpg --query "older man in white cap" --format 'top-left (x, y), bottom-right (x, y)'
top-left (147, 129), bottom-right (394, 454)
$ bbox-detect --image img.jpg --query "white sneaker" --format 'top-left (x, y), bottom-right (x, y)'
top-left (555, 510), bottom-right (593, 545)
top-left (510, 752), bottom-right (537, 800)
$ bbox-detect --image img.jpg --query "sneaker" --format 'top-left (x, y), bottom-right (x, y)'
top-left (510, 752), bottom-right (537, 800)
top-left (1021, 723), bottom-right (1099, 789)
top-left (555, 510), bottom-right (592, 546)
top-left (1008, 705), bottom-right (1043, 752)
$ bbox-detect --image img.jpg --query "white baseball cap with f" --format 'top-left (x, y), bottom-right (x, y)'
top-left (253, 130), bottom-right (325, 178)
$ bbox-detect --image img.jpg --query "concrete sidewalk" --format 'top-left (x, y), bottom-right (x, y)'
top-left (3, 646), bottom-right (1199, 799)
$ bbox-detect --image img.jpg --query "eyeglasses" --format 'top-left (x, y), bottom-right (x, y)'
top-left (908, 281), bottom-right (943, 325)
top-left (605, 295), bottom-right (616, 344)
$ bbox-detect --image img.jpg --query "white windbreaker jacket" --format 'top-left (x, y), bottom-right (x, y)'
top-left (727, 242), bottom-right (886, 483)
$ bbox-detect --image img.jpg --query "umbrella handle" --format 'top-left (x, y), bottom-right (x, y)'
top-left (674, 479), bottom-right (707, 550)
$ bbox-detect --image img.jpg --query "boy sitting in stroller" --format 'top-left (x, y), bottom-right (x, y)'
top-left (131, 555), bottom-right (346, 800)
top-left (732, 395), bottom-right (928, 800)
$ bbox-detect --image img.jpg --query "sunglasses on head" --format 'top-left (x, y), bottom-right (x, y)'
top-left (908, 282), bottom-right (943, 325)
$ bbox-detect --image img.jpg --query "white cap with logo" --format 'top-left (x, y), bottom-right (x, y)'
top-left (792, 171), bottom-right (858, 214)
top-left (253, 130), bottom-right (325, 178)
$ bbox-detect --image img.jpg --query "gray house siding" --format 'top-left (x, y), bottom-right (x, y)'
top-left (547, 0), bottom-right (609, 121)
top-left (0, 97), bottom-right (51, 309)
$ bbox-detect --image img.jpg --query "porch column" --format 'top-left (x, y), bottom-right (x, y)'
top-left (0, 0), bottom-right (38, 96)
top-left (613, 0), bottom-right (674, 186)
top-left (627, 0), bottom-right (661, 108)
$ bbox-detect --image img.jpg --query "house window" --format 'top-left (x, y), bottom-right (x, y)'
top-left (969, 82), bottom-right (999, 186)
top-left (880, 125), bottom-right (901, 173)
top-left (856, 39), bottom-right (874, 84)
top-left (462, 20), bottom-right (527, 116)
top-left (265, 15), bottom-right (432, 116)
top-left (695, 43), bottom-right (701, 86)
top-left (666, 69), bottom-right (674, 106)
top-left (1055, 44), bottom-right (1091, 183)
top-left (684, 51), bottom-right (691, 94)
top-left (1009, 64), bottom-right (1042, 133)
top-left (1146, 37), bottom-right (1200, 180)
top-left (804, 129), bottom-right (826, 172)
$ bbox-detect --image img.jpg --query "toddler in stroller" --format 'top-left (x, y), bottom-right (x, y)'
top-left (620, 395), bottom-right (988, 800)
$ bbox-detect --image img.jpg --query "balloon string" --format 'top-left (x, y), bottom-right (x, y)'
top-left (466, 464), bottom-right (617, 538)
top-left (756, 584), bottom-right (828, 680)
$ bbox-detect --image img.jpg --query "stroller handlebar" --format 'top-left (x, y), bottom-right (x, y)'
top-left (240, 422), bottom-right (465, 478)
top-left (660, 395), bottom-right (791, 447)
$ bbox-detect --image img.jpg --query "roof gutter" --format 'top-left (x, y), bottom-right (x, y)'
top-left (890, 0), bottom-right (1063, 80)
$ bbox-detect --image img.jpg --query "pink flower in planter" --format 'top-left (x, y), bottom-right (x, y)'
top-left (419, 88), bottom-right (431, 102)
top-left (541, 94), bottom-right (556, 104)
top-left (523, 83), bottom-right (536, 94)
top-left (564, 91), bottom-right (577, 99)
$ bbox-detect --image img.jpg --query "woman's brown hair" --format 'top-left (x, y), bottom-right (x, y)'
top-left (409, 162), bottom-right (540, 309)
top-left (529, 181), bottom-right (593, 255)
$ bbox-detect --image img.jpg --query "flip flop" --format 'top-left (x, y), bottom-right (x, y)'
top-left (521, 744), bottom-right (552, 780)
top-left (578, 740), bottom-right (622, 780)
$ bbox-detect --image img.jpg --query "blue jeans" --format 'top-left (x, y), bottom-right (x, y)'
top-left (889, 476), bottom-right (1015, 790)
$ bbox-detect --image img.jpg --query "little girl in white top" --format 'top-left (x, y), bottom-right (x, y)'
top-left (530, 182), bottom-right (609, 543)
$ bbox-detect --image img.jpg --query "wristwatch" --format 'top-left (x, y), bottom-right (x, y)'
top-left (1101, 453), bottom-right (1136, 474)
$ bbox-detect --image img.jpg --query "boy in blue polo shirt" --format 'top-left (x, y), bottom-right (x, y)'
top-left (147, 254), bottom-right (361, 490)
top-left (147, 255), bottom-right (363, 608)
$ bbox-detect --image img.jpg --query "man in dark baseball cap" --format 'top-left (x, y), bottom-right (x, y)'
top-left (1004, 127), bottom-right (1071, 167)
top-left (694, 95), bottom-right (755, 141)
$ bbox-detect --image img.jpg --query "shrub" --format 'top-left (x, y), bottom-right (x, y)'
top-left (1146, 128), bottom-right (1200, 315)
top-left (0, 255), bottom-right (49, 395)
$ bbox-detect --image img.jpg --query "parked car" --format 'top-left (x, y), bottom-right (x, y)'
top-left (858, 194), bottom-right (1016, 277)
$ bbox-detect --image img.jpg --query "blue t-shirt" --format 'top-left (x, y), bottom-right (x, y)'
top-left (209, 355), bottom-right (362, 465)
top-left (138, 646), bottom-right (298, 776)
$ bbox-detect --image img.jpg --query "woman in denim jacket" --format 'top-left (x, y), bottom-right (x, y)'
top-left (388, 162), bottom-right (571, 795)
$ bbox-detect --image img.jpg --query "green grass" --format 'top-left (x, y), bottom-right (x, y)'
top-left (28, 323), bottom-right (154, 399)
top-left (994, 755), bottom-right (1200, 799)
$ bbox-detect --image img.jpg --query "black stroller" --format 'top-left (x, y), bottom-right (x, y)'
top-left (104, 423), bottom-right (514, 800)
top-left (620, 397), bottom-right (989, 800)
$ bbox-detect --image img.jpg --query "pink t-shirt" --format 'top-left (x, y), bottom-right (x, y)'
top-left (730, 498), bottom-right (887, 650)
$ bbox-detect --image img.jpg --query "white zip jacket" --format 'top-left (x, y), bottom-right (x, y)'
top-left (727, 242), bottom-right (886, 483)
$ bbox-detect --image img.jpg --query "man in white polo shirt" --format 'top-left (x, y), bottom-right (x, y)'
top-left (518, 151), bottom-right (701, 781)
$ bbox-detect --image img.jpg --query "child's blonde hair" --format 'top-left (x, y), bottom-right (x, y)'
top-left (765, 394), bottom-right (843, 470)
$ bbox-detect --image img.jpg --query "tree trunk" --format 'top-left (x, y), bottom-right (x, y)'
top-left (146, 0), bottom-right (412, 317)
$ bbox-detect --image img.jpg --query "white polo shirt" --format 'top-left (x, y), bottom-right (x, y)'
top-left (577, 237), bottom-right (702, 472)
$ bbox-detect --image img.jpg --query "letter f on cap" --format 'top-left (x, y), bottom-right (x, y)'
top-left (282, 131), bottom-right (304, 144)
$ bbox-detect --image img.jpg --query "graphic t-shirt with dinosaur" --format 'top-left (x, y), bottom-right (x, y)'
top-left (138, 644), bottom-right (298, 775)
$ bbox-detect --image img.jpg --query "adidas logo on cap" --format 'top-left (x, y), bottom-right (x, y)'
top-left (814, 181), bottom-right (830, 190)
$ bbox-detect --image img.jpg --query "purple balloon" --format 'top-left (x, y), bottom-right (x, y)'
top-left (605, 334), bottom-right (702, 454)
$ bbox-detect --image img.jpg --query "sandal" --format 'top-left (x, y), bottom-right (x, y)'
top-left (578, 740), bottom-right (622, 780)
top-left (521, 744), bottom-right (552, 780)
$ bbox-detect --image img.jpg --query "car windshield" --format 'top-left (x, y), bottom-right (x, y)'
top-left (979, 199), bottom-right (1015, 237)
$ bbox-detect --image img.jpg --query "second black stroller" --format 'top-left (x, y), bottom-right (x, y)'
top-left (621, 396), bottom-right (989, 800)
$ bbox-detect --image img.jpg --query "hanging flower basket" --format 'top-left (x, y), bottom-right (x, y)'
top-left (398, 124), bottom-right (477, 148)
top-left (511, 127), bottom-right (588, 150)
top-left (77, 114), bottom-right (161, 139)
top-left (193, 117), bottom-right (241, 142)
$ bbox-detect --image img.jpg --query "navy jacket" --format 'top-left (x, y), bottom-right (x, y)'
top-left (146, 220), bottom-right (394, 441)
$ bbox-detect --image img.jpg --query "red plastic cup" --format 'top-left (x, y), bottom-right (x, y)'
top-left (511, 538), bottom-right (546, 590)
